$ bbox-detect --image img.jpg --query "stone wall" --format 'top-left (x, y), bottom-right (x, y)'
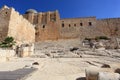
top-left (7, 8), bottom-right (35, 44)
top-left (35, 22), bottom-right (60, 41)
top-left (23, 10), bottom-right (60, 41)
top-left (60, 17), bottom-right (104, 39)
top-left (97, 18), bottom-right (120, 37)
top-left (1, 5), bottom-right (120, 43)
top-left (0, 6), bottom-right (35, 45)
top-left (23, 10), bottom-right (106, 41)
top-left (60, 17), bottom-right (120, 39)
top-left (12, 7), bottom-right (120, 41)
top-left (17, 44), bottom-right (34, 57)
top-left (0, 6), bottom-right (11, 41)
top-left (0, 49), bottom-right (15, 62)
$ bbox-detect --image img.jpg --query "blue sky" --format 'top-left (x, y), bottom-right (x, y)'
top-left (0, 0), bottom-right (120, 19)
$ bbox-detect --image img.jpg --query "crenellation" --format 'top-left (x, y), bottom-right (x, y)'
top-left (38, 13), bottom-right (42, 24)
top-left (29, 13), bottom-right (35, 24)
top-left (47, 12), bottom-right (50, 23)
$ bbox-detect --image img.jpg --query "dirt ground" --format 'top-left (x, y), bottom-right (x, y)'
top-left (0, 39), bottom-right (120, 80)
top-left (0, 56), bottom-right (119, 80)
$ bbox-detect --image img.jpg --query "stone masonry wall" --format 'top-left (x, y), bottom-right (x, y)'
top-left (0, 49), bottom-right (15, 62)
top-left (8, 8), bottom-right (35, 44)
top-left (97, 18), bottom-right (120, 37)
top-left (35, 22), bottom-right (60, 41)
top-left (0, 6), bottom-right (11, 41)
top-left (7, 6), bottom-right (120, 42)
top-left (23, 9), bottom-right (120, 41)
top-left (23, 10), bottom-right (60, 41)
top-left (60, 17), bottom-right (104, 39)
top-left (1, 6), bottom-right (120, 59)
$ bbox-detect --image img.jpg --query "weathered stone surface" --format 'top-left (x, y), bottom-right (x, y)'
top-left (101, 64), bottom-right (111, 68)
top-left (23, 10), bottom-right (60, 41)
top-left (0, 49), bottom-right (15, 62)
top-left (98, 72), bottom-right (120, 80)
top-left (0, 6), bottom-right (35, 44)
top-left (18, 45), bottom-right (34, 57)
top-left (97, 18), bottom-right (120, 37)
top-left (115, 68), bottom-right (120, 74)
top-left (85, 67), bottom-right (115, 80)
top-left (32, 62), bottom-right (39, 65)
top-left (60, 17), bottom-right (104, 39)
top-left (85, 68), bottom-right (99, 80)
top-left (0, 6), bottom-right (11, 41)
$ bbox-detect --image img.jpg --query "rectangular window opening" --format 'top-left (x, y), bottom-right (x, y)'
top-left (80, 23), bottom-right (83, 26)
top-left (69, 24), bottom-right (71, 27)
top-left (74, 24), bottom-right (76, 27)
top-left (62, 23), bottom-right (64, 27)
top-left (89, 22), bottom-right (92, 26)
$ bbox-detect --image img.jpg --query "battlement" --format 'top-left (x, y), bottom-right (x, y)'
top-left (23, 10), bottom-right (60, 25)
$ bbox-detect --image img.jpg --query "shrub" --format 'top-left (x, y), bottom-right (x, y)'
top-left (0, 36), bottom-right (16, 48)
top-left (84, 38), bottom-right (91, 41)
top-left (99, 36), bottom-right (109, 40)
top-left (95, 36), bottom-right (110, 40)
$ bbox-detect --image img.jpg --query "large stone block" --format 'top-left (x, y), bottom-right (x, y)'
top-left (98, 72), bottom-right (120, 80)
top-left (0, 49), bottom-right (15, 62)
top-left (85, 67), bottom-right (114, 80)
top-left (85, 69), bottom-right (99, 80)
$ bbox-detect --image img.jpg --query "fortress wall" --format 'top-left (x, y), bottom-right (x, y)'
top-left (0, 7), bottom-right (11, 41)
top-left (8, 8), bottom-right (35, 44)
top-left (23, 10), bottom-right (120, 41)
top-left (33, 14), bottom-right (38, 24)
top-left (35, 22), bottom-right (60, 41)
top-left (96, 20), bottom-right (110, 36)
top-left (35, 11), bottom-right (60, 41)
top-left (1, 5), bottom-right (120, 43)
top-left (60, 17), bottom-right (99, 39)
top-left (23, 11), bottom-right (61, 42)
top-left (97, 18), bottom-right (120, 37)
